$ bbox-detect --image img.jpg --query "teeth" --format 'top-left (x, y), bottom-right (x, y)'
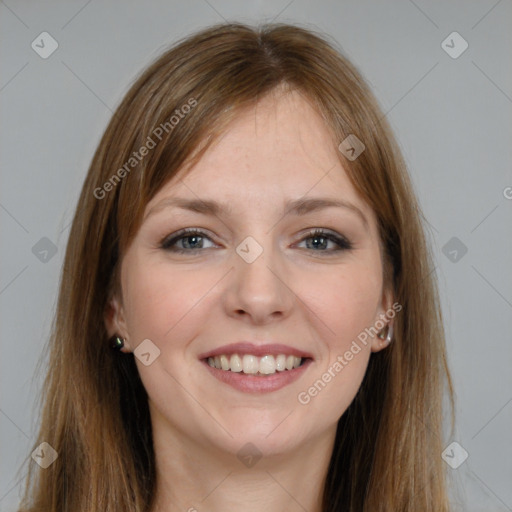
top-left (230, 354), bottom-right (242, 372)
top-left (220, 355), bottom-right (230, 370)
top-left (207, 354), bottom-right (304, 374)
top-left (259, 355), bottom-right (276, 375)
top-left (275, 354), bottom-right (286, 371)
top-left (242, 354), bottom-right (259, 374)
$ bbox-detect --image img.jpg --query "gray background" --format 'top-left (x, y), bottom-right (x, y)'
top-left (1, 1), bottom-right (511, 510)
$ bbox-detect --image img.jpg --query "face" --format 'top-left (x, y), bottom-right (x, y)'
top-left (106, 89), bottom-right (393, 460)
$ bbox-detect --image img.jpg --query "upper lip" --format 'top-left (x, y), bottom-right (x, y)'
top-left (198, 342), bottom-right (314, 360)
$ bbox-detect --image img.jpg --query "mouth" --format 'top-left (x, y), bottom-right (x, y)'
top-left (204, 353), bottom-right (309, 376)
top-left (198, 342), bottom-right (314, 393)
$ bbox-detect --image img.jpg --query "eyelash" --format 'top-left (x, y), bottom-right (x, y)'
top-left (159, 227), bottom-right (353, 255)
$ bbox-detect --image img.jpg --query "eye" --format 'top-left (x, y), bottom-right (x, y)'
top-left (295, 228), bottom-right (353, 253)
top-left (160, 227), bottom-right (353, 255)
top-left (160, 228), bottom-right (216, 253)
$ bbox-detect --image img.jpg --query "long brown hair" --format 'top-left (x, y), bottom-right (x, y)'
top-left (17, 22), bottom-right (454, 511)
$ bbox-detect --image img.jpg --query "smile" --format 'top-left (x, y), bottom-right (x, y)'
top-left (198, 342), bottom-right (314, 393)
top-left (201, 355), bottom-right (313, 393)
top-left (207, 354), bottom-right (304, 375)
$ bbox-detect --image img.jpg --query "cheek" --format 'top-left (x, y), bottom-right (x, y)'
top-left (311, 258), bottom-right (382, 349)
top-left (297, 260), bottom-right (381, 413)
top-left (121, 255), bottom-right (216, 345)
top-left (335, 273), bottom-right (381, 344)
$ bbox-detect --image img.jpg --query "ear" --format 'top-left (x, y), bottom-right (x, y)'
top-left (370, 285), bottom-right (395, 353)
top-left (104, 294), bottom-right (132, 353)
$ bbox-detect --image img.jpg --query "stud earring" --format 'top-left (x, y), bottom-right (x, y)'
top-left (378, 324), bottom-right (393, 344)
top-left (110, 335), bottom-right (125, 350)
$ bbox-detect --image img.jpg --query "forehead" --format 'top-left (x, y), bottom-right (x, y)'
top-left (146, 90), bottom-right (371, 220)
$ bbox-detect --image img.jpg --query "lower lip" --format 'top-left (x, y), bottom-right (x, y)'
top-left (201, 358), bottom-right (313, 393)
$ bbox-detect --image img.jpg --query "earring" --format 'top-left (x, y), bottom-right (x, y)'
top-left (378, 324), bottom-right (393, 344)
top-left (110, 335), bottom-right (125, 350)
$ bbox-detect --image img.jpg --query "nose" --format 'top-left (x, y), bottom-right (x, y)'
top-left (223, 238), bottom-right (295, 325)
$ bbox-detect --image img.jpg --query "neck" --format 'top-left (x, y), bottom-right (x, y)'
top-left (149, 408), bottom-right (336, 512)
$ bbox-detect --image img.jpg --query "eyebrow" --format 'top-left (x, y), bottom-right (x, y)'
top-left (144, 196), bottom-right (369, 229)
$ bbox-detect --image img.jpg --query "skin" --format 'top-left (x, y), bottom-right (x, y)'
top-left (106, 88), bottom-right (394, 512)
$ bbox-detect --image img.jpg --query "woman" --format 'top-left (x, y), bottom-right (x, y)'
top-left (18, 22), bottom-right (454, 511)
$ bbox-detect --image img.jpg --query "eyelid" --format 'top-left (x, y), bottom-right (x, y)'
top-left (159, 227), bottom-right (218, 249)
top-left (295, 228), bottom-right (353, 252)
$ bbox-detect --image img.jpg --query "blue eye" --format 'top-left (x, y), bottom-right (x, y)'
top-left (160, 228), bottom-right (215, 253)
top-left (297, 228), bottom-right (353, 253)
top-left (160, 228), bottom-right (353, 254)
